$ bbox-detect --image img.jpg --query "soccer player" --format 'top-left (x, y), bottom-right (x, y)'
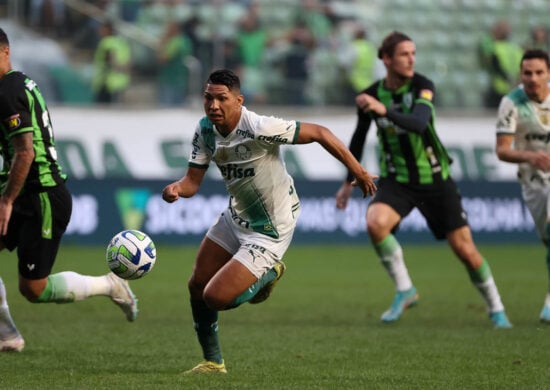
top-left (335, 31), bottom-right (512, 328)
top-left (162, 69), bottom-right (377, 374)
top-left (0, 28), bottom-right (138, 353)
top-left (495, 49), bottom-right (550, 322)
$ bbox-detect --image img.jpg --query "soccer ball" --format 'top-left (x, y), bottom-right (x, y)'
top-left (106, 230), bottom-right (156, 280)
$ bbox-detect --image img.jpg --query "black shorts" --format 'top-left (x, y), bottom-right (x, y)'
top-left (2, 183), bottom-right (72, 279)
top-left (369, 177), bottom-right (468, 240)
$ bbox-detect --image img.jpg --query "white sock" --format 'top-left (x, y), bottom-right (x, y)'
top-left (374, 235), bottom-right (413, 291)
top-left (0, 277), bottom-right (19, 337)
top-left (475, 276), bottom-right (504, 313)
top-left (46, 272), bottom-right (112, 302)
top-left (545, 293), bottom-right (550, 307)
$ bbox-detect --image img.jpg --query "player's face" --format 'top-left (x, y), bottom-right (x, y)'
top-left (520, 58), bottom-right (550, 102)
top-left (203, 83), bottom-right (244, 134)
top-left (386, 40), bottom-right (416, 80)
top-left (0, 44), bottom-right (10, 76)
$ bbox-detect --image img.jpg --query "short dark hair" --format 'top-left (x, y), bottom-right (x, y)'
top-left (0, 28), bottom-right (9, 47)
top-left (207, 69), bottom-right (241, 91)
top-left (378, 31), bottom-right (412, 59)
top-left (521, 48), bottom-right (550, 68)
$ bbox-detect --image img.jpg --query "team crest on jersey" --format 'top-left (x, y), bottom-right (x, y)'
top-left (235, 144), bottom-right (251, 160)
top-left (403, 93), bottom-right (413, 109)
top-left (5, 114), bottom-right (21, 130)
top-left (420, 89), bottom-right (433, 101)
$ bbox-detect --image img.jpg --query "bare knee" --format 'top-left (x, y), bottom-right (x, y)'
top-left (18, 277), bottom-right (48, 302)
top-left (366, 204), bottom-right (400, 242)
top-left (202, 288), bottom-right (229, 311)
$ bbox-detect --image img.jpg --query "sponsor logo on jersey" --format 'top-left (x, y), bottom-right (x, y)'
top-left (257, 134), bottom-right (288, 144)
top-left (5, 114), bottom-right (21, 130)
top-left (525, 132), bottom-right (550, 143)
top-left (219, 163), bottom-right (255, 180)
top-left (420, 89), bottom-right (433, 101)
top-left (25, 79), bottom-right (37, 92)
top-left (236, 128), bottom-right (254, 139)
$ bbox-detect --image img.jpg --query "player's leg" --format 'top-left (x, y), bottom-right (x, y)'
top-left (541, 221), bottom-right (550, 323)
top-left (17, 185), bottom-right (137, 321)
top-left (0, 276), bottom-right (24, 352)
top-left (447, 226), bottom-right (511, 328)
top-left (521, 185), bottom-right (550, 322)
top-left (186, 236), bottom-right (233, 373)
top-left (367, 201), bottom-right (417, 322)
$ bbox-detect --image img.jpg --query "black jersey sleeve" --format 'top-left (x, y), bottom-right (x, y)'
top-left (384, 73), bottom-right (435, 134)
top-left (0, 73), bottom-right (33, 137)
top-left (345, 108), bottom-right (373, 183)
top-left (385, 104), bottom-right (432, 134)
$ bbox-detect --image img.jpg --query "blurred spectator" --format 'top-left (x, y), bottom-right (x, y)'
top-left (235, 3), bottom-right (269, 104)
top-left (524, 25), bottom-right (550, 51)
top-left (300, 0), bottom-right (334, 45)
top-left (341, 24), bottom-right (377, 94)
top-left (281, 18), bottom-right (315, 105)
top-left (92, 21), bottom-right (132, 104)
top-left (478, 20), bottom-right (523, 108)
top-left (156, 21), bottom-right (193, 106)
top-left (119, 0), bottom-right (142, 23)
top-left (29, 0), bottom-right (66, 37)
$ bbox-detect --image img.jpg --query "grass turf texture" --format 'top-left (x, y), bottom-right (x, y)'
top-left (1, 243), bottom-right (549, 389)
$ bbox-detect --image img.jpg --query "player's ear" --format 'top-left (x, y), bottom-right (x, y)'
top-left (237, 94), bottom-right (244, 106)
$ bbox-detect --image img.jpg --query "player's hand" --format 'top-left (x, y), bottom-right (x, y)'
top-left (529, 151), bottom-right (550, 171)
top-left (336, 181), bottom-right (354, 209)
top-left (356, 94), bottom-right (387, 116)
top-left (352, 171), bottom-right (378, 198)
top-left (162, 182), bottom-right (180, 203)
top-left (0, 196), bottom-right (13, 235)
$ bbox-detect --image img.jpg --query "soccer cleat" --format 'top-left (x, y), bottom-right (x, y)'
top-left (381, 287), bottom-right (419, 323)
top-left (249, 261), bottom-right (286, 304)
top-left (539, 305), bottom-right (550, 323)
top-left (183, 360), bottom-right (227, 374)
top-left (107, 273), bottom-right (138, 322)
top-left (0, 334), bottom-right (25, 352)
top-left (489, 310), bottom-right (513, 329)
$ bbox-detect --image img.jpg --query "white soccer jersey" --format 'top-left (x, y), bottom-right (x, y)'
top-left (189, 106), bottom-right (301, 238)
top-left (496, 85), bottom-right (550, 188)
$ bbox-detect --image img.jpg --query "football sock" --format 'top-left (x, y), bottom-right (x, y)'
top-left (374, 234), bottom-right (413, 291)
top-left (467, 259), bottom-right (504, 313)
top-left (0, 278), bottom-right (19, 337)
top-left (36, 272), bottom-right (112, 303)
top-left (191, 299), bottom-right (223, 364)
top-left (545, 222), bottom-right (550, 293)
top-left (228, 268), bottom-right (277, 308)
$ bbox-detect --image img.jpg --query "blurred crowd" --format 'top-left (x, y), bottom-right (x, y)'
top-left (14, 0), bottom-right (550, 109)
top-left (19, 0), bottom-right (380, 107)
top-left (478, 19), bottom-right (550, 108)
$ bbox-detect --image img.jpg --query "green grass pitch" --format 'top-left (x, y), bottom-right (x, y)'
top-left (1, 243), bottom-right (549, 389)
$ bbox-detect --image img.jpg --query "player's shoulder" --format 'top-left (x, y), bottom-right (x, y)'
top-left (411, 73), bottom-right (435, 90)
top-left (505, 86), bottom-right (529, 105)
top-left (0, 70), bottom-right (26, 91)
top-left (362, 79), bottom-right (381, 96)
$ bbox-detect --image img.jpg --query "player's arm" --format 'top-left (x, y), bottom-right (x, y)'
top-left (496, 133), bottom-right (550, 170)
top-left (356, 93), bottom-right (432, 134)
top-left (162, 165), bottom-right (207, 203)
top-left (335, 113), bottom-right (372, 209)
top-left (297, 122), bottom-right (377, 197)
top-left (0, 132), bottom-right (35, 235)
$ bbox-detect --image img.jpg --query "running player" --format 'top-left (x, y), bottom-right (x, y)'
top-left (0, 28), bottom-right (138, 353)
top-left (495, 48), bottom-right (550, 322)
top-left (162, 68), bottom-right (377, 374)
top-left (336, 31), bottom-right (512, 328)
